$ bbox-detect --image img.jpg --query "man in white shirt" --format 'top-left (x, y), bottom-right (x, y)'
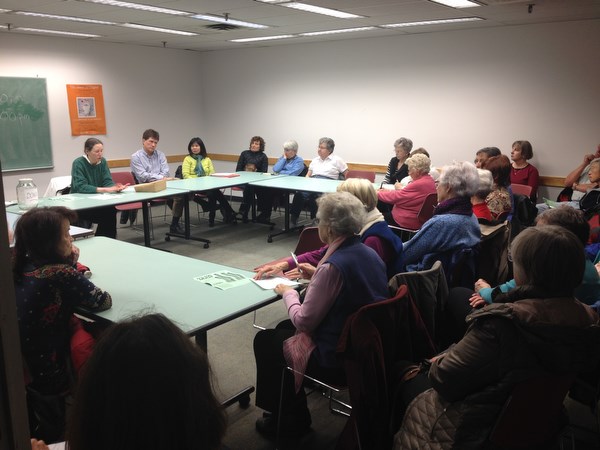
top-left (290, 137), bottom-right (348, 226)
top-left (130, 129), bottom-right (183, 234)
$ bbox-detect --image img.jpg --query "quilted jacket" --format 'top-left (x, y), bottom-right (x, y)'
top-left (394, 289), bottom-right (600, 449)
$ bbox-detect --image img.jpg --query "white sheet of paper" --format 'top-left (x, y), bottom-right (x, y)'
top-left (251, 277), bottom-right (299, 290)
top-left (49, 443), bottom-right (66, 450)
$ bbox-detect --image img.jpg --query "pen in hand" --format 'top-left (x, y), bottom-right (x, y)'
top-left (290, 252), bottom-right (303, 274)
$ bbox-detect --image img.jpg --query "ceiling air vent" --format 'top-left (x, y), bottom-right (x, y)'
top-left (204, 23), bottom-right (240, 31)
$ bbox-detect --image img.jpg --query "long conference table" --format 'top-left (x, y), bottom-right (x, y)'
top-left (248, 175), bottom-right (343, 242)
top-left (6, 189), bottom-right (185, 248)
top-left (74, 237), bottom-right (279, 405)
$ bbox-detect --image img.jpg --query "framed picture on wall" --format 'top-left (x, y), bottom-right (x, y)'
top-left (66, 84), bottom-right (106, 135)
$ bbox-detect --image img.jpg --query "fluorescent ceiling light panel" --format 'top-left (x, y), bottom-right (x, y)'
top-left (429, 0), bottom-right (480, 8)
top-left (0, 9), bottom-right (12, 13)
top-left (254, 0), bottom-right (289, 3)
top-left (81, 0), bottom-right (189, 16)
top-left (231, 34), bottom-right (294, 42)
top-left (301, 27), bottom-right (376, 37)
top-left (14, 11), bottom-right (116, 25)
top-left (282, 3), bottom-right (363, 19)
top-left (121, 23), bottom-right (196, 35)
top-left (190, 14), bottom-right (268, 29)
top-left (383, 17), bottom-right (482, 28)
top-left (16, 27), bottom-right (101, 37)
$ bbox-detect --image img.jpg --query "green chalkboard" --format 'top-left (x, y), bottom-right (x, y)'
top-left (0, 77), bottom-right (53, 172)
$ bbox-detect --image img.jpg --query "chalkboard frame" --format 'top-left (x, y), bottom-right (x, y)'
top-left (0, 77), bottom-right (53, 172)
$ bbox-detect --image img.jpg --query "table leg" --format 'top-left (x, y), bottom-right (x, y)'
top-left (268, 190), bottom-right (304, 242)
top-left (142, 202), bottom-right (151, 247)
top-left (165, 194), bottom-right (211, 248)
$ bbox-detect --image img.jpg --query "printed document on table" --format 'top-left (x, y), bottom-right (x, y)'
top-left (194, 270), bottom-right (249, 290)
top-left (251, 277), bottom-right (299, 290)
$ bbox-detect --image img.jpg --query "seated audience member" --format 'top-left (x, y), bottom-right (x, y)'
top-left (446, 205), bottom-right (600, 342)
top-left (290, 137), bottom-right (348, 226)
top-left (510, 140), bottom-right (539, 202)
top-left (473, 146), bottom-right (501, 169)
top-left (383, 137), bottom-right (413, 185)
top-left (253, 192), bottom-right (389, 437)
top-left (482, 154), bottom-right (512, 221)
top-left (563, 144), bottom-right (600, 201)
top-left (393, 226), bottom-right (600, 449)
top-left (273, 140), bottom-right (305, 176)
top-left (182, 137), bottom-right (236, 226)
top-left (471, 168), bottom-right (493, 221)
top-left (377, 154), bottom-right (436, 229)
top-left (402, 161), bottom-right (480, 272)
top-left (397, 148), bottom-right (438, 187)
top-left (66, 314), bottom-right (226, 450)
top-left (235, 136), bottom-right (270, 223)
top-left (13, 207), bottom-right (112, 441)
top-left (70, 138), bottom-right (128, 238)
top-left (255, 178), bottom-right (404, 279)
top-left (130, 129), bottom-right (183, 234)
top-left (259, 140), bottom-right (306, 222)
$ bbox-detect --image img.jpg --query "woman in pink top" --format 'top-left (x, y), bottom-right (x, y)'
top-left (377, 153), bottom-right (436, 229)
top-left (510, 140), bottom-right (539, 202)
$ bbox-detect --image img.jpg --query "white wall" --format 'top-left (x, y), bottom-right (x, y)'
top-left (2, 20), bottom-right (599, 199)
top-left (0, 34), bottom-right (205, 197)
top-left (199, 20), bottom-right (600, 184)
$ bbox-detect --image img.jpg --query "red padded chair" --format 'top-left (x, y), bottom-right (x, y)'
top-left (111, 171), bottom-right (142, 221)
top-left (346, 170), bottom-right (376, 182)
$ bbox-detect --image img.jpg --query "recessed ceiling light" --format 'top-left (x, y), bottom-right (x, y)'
top-left (16, 27), bottom-right (101, 37)
top-left (281, 2), bottom-right (363, 19)
top-left (300, 27), bottom-right (376, 37)
top-left (230, 34), bottom-right (294, 43)
top-left (190, 14), bottom-right (268, 29)
top-left (80, 0), bottom-right (189, 16)
top-left (382, 17), bottom-right (482, 28)
top-left (429, 0), bottom-right (480, 8)
top-left (14, 11), bottom-right (116, 25)
top-left (121, 23), bottom-right (197, 36)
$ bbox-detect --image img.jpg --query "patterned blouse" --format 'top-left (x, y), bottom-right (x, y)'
top-left (486, 187), bottom-right (512, 221)
top-left (15, 263), bottom-right (112, 394)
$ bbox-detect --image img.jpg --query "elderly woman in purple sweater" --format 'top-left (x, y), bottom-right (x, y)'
top-left (253, 192), bottom-right (389, 438)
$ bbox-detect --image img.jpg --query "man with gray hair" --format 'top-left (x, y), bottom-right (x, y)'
top-left (290, 137), bottom-right (348, 226)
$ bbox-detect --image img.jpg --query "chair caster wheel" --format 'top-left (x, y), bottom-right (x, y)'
top-left (267, 236), bottom-right (273, 243)
top-left (239, 395), bottom-right (251, 408)
top-left (203, 243), bottom-right (210, 249)
top-left (165, 235), bottom-right (171, 242)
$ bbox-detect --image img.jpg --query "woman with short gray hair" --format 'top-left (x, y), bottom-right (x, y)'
top-left (383, 137), bottom-right (413, 185)
top-left (402, 161), bottom-right (481, 271)
top-left (377, 154), bottom-right (436, 230)
top-left (253, 191), bottom-right (389, 438)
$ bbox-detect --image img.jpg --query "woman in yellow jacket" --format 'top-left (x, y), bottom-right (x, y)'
top-left (182, 137), bottom-right (236, 226)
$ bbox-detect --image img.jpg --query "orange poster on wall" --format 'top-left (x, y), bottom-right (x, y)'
top-left (66, 84), bottom-right (107, 135)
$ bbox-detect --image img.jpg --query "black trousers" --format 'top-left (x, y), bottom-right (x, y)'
top-left (77, 206), bottom-right (116, 238)
top-left (290, 191), bottom-right (319, 219)
top-left (253, 320), bottom-right (345, 417)
top-left (239, 186), bottom-right (272, 216)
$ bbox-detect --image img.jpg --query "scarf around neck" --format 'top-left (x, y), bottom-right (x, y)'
top-left (434, 196), bottom-right (473, 217)
top-left (360, 209), bottom-right (385, 236)
top-left (193, 155), bottom-right (205, 177)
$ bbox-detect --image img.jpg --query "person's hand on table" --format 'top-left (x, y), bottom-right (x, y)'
top-left (30, 439), bottom-right (50, 450)
top-left (469, 293), bottom-right (486, 309)
top-left (285, 263), bottom-right (316, 280)
top-left (474, 278), bottom-right (491, 293)
top-left (71, 244), bottom-right (80, 264)
top-left (274, 284), bottom-right (295, 296)
top-left (253, 263), bottom-right (285, 280)
top-left (114, 183), bottom-right (129, 192)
